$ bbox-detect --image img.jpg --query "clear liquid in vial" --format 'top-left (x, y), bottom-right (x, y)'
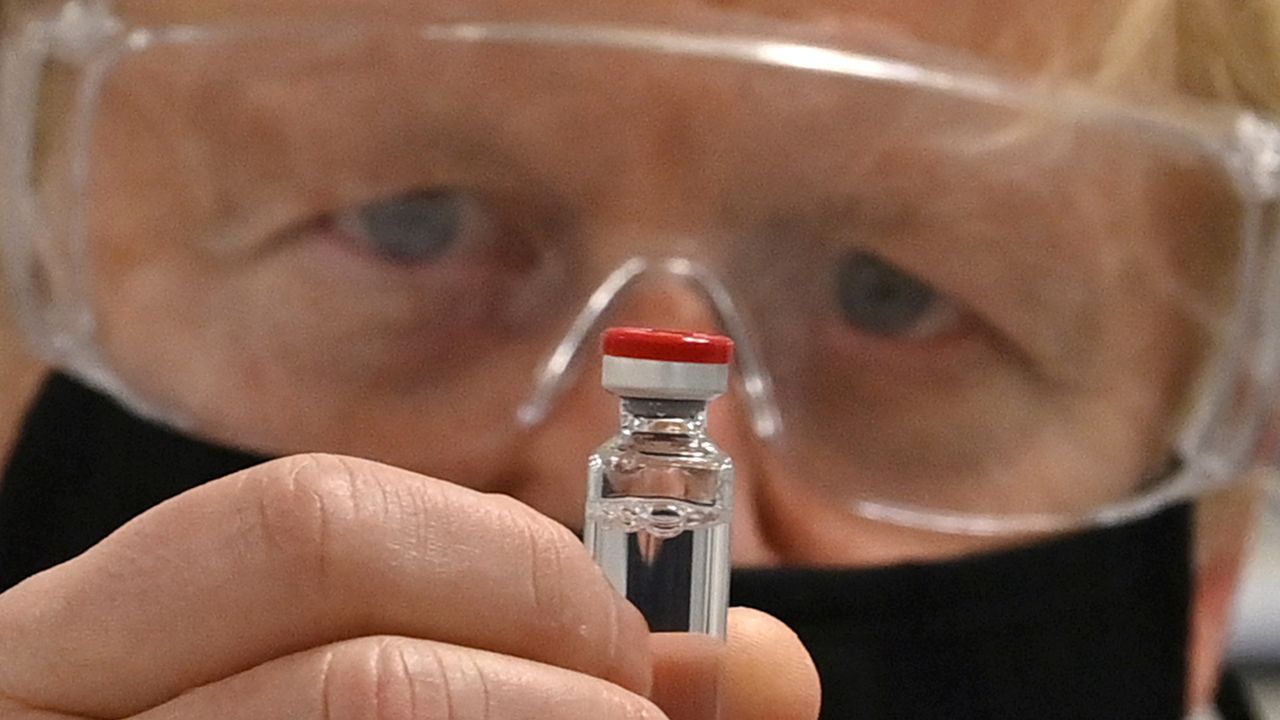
top-left (584, 495), bottom-right (731, 638)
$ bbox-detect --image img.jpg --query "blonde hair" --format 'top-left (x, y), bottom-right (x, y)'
top-left (1093, 0), bottom-right (1280, 114)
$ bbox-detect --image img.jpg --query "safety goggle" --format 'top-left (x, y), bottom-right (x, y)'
top-left (5, 0), bottom-right (1280, 535)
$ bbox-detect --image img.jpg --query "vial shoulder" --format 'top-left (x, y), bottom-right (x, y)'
top-left (589, 434), bottom-right (733, 505)
top-left (594, 433), bottom-right (732, 469)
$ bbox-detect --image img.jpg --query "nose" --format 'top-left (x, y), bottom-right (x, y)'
top-left (496, 272), bottom-right (784, 566)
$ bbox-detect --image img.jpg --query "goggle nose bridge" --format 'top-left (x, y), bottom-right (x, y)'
top-left (516, 256), bottom-right (782, 439)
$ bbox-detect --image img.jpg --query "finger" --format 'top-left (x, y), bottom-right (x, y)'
top-left (650, 632), bottom-right (723, 720)
top-left (132, 635), bottom-right (668, 720)
top-left (0, 454), bottom-right (651, 717)
top-left (651, 608), bottom-right (821, 720)
top-left (722, 608), bottom-right (821, 720)
top-left (0, 699), bottom-right (82, 720)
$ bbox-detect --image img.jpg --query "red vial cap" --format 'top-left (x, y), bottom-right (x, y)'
top-left (603, 327), bottom-right (734, 365)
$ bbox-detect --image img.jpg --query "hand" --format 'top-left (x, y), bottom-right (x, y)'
top-left (0, 454), bottom-right (820, 719)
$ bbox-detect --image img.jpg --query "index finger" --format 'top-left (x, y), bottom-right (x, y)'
top-left (0, 454), bottom-right (652, 717)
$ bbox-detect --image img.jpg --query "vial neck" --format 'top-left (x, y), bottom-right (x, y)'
top-left (620, 397), bottom-right (708, 436)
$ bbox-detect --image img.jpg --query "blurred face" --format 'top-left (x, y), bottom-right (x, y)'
top-left (21, 0), bottom-right (1262, 709)
top-left (66, 0), bottom-right (1233, 535)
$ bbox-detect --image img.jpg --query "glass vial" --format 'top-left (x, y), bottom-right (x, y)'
top-left (584, 328), bottom-right (735, 639)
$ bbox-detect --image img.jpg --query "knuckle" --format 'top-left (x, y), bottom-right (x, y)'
top-left (323, 638), bottom-right (492, 720)
top-left (323, 637), bottom-right (442, 720)
top-left (492, 495), bottom-right (629, 678)
top-left (496, 496), bottom-right (589, 616)
top-left (322, 637), bottom-right (661, 720)
top-left (237, 454), bottom-right (360, 585)
top-left (514, 505), bottom-right (576, 617)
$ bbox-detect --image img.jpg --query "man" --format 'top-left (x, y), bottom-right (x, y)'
top-left (0, 0), bottom-right (1274, 717)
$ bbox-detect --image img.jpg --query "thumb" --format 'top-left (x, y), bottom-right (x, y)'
top-left (651, 607), bottom-right (821, 720)
top-left (722, 607), bottom-right (822, 719)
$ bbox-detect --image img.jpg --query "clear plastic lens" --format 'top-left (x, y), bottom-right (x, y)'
top-left (5, 12), bottom-right (1278, 530)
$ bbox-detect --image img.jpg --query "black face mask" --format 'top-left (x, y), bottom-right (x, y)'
top-left (0, 374), bottom-right (1219, 719)
top-left (732, 507), bottom-right (1192, 720)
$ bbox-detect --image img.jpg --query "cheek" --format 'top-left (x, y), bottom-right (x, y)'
top-left (743, 446), bottom-right (1032, 567)
top-left (734, 286), bottom-right (1206, 555)
top-left (93, 252), bottom-right (547, 485)
top-left (85, 62), bottom-right (235, 404)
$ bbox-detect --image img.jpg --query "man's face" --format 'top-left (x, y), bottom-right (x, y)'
top-left (21, 0), bottom-right (1260, 708)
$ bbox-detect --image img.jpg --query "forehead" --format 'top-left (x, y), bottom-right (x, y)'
top-left (110, 0), bottom-right (1112, 73)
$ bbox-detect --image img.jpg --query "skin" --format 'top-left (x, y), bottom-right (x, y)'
top-left (0, 298), bottom-right (42, 469)
top-left (0, 454), bottom-right (819, 719)
top-left (0, 0), bottom-right (1264, 716)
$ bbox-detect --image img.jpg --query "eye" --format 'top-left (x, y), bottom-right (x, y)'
top-left (337, 189), bottom-right (485, 265)
top-left (835, 250), bottom-right (963, 339)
